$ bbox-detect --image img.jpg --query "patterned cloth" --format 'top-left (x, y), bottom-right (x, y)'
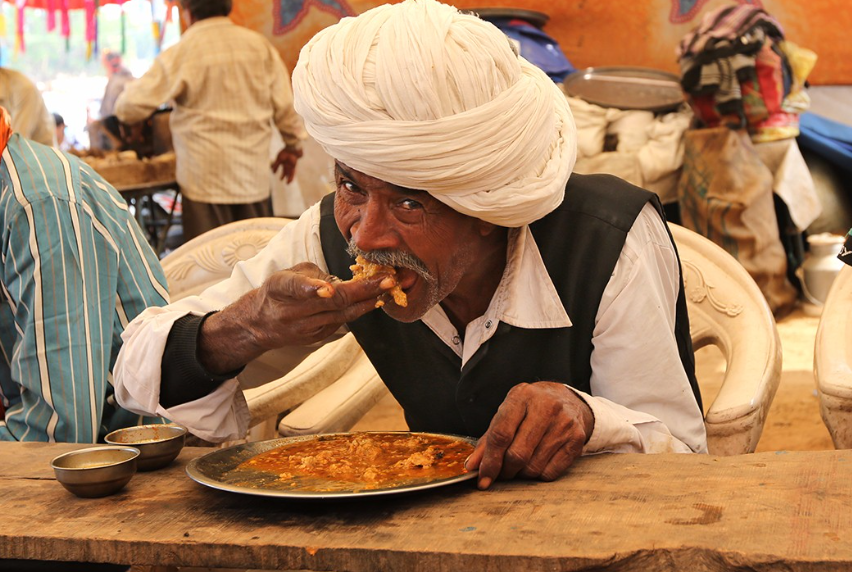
top-left (840, 229), bottom-right (852, 267)
top-left (114, 17), bottom-right (306, 205)
top-left (0, 107), bottom-right (170, 442)
top-left (677, 4), bottom-right (798, 141)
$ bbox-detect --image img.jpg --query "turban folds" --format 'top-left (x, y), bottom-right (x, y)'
top-left (292, 0), bottom-right (577, 227)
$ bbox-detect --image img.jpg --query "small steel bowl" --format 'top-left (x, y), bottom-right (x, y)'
top-left (105, 424), bottom-right (187, 471)
top-left (51, 446), bottom-right (140, 498)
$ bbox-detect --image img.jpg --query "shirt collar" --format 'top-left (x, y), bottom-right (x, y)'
top-left (421, 225), bottom-right (571, 357)
top-left (489, 226), bottom-right (572, 329)
top-left (185, 16), bottom-right (233, 36)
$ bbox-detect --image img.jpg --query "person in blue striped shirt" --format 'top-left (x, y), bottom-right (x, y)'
top-left (0, 106), bottom-right (170, 443)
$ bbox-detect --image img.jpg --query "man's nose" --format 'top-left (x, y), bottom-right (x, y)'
top-left (350, 202), bottom-right (399, 253)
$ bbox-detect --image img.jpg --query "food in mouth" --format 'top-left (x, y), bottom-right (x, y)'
top-left (350, 255), bottom-right (408, 307)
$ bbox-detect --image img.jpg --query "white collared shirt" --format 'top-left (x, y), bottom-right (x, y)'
top-left (114, 201), bottom-right (708, 454)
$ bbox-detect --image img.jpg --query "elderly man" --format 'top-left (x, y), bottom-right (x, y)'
top-left (114, 0), bottom-right (306, 240)
top-left (114, 0), bottom-right (707, 489)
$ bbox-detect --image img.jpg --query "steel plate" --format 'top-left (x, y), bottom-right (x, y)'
top-left (185, 432), bottom-right (478, 499)
top-left (563, 66), bottom-right (686, 112)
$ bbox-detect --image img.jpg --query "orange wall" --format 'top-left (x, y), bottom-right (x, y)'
top-left (231, 0), bottom-right (849, 85)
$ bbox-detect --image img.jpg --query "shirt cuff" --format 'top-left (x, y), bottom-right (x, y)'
top-left (159, 312), bottom-right (245, 408)
top-left (564, 385), bottom-right (647, 454)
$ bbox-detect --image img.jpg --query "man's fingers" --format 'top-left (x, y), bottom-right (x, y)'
top-left (474, 387), bottom-right (530, 489)
top-left (516, 417), bottom-right (579, 480)
top-left (527, 434), bottom-right (584, 482)
top-left (497, 412), bottom-right (549, 481)
top-left (265, 271), bottom-right (334, 302)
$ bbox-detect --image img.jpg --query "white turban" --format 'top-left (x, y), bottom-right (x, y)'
top-left (292, 0), bottom-right (577, 227)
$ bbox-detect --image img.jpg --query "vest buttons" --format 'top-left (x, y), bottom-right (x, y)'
top-left (452, 335), bottom-right (460, 345)
top-left (485, 320), bottom-right (493, 329)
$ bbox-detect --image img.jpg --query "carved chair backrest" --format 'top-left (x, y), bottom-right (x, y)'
top-left (161, 218), bottom-right (291, 302)
top-left (669, 224), bottom-right (782, 455)
top-left (814, 265), bottom-right (852, 448)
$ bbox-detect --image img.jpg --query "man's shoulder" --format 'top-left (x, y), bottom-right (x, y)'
top-left (552, 173), bottom-right (654, 225)
top-left (2, 136), bottom-right (121, 207)
top-left (188, 17), bottom-right (268, 43)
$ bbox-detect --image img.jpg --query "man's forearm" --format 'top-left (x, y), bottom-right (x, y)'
top-left (196, 289), bottom-right (269, 375)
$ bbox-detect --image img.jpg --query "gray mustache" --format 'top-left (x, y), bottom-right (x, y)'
top-left (346, 240), bottom-right (434, 282)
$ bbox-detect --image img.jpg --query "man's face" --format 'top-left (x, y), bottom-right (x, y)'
top-left (334, 162), bottom-right (486, 322)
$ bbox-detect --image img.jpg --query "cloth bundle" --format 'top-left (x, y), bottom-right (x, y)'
top-left (677, 4), bottom-right (816, 143)
top-left (564, 94), bottom-right (693, 204)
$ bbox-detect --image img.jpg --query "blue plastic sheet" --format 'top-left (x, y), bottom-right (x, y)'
top-left (798, 112), bottom-right (852, 173)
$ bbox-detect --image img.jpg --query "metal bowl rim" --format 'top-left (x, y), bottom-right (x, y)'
top-left (104, 423), bottom-right (188, 446)
top-left (51, 445), bottom-right (141, 471)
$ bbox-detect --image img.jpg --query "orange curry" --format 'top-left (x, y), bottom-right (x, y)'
top-left (236, 432), bottom-right (473, 491)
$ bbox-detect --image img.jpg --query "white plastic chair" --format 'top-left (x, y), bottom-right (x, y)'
top-left (814, 265), bottom-right (852, 448)
top-left (670, 223), bottom-right (783, 455)
top-left (160, 217), bottom-right (388, 442)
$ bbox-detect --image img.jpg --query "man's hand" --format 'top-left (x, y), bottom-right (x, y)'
top-left (271, 145), bottom-right (303, 183)
top-left (465, 382), bottom-right (595, 490)
top-left (197, 262), bottom-right (395, 374)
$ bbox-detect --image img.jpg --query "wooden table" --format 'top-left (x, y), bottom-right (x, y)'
top-left (2, 442), bottom-right (850, 571)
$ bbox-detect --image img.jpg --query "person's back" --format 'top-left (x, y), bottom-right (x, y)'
top-left (165, 19), bottom-right (289, 196)
top-left (0, 110), bottom-right (170, 442)
top-left (114, 0), bottom-right (305, 241)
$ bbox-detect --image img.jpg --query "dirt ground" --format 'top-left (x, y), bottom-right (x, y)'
top-left (353, 305), bottom-right (836, 452)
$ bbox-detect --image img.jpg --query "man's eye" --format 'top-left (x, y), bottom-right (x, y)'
top-left (399, 198), bottom-right (422, 210)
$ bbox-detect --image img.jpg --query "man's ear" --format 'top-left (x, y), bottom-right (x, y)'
top-left (476, 220), bottom-right (501, 237)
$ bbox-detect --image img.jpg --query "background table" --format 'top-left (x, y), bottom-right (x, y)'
top-left (115, 181), bottom-right (180, 256)
top-left (1, 442), bottom-right (850, 571)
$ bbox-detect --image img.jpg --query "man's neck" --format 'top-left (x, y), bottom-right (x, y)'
top-left (440, 228), bottom-right (509, 334)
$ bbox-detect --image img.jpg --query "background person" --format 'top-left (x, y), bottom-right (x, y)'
top-left (114, 0), bottom-right (707, 490)
top-left (0, 67), bottom-right (54, 146)
top-left (99, 50), bottom-right (134, 120)
top-left (0, 107), bottom-right (170, 443)
top-left (114, 0), bottom-right (306, 241)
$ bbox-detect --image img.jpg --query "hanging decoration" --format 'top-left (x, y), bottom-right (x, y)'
top-left (15, 0), bottom-right (25, 54)
top-left (84, 0), bottom-right (95, 59)
top-left (4, 0), bottom-right (173, 59)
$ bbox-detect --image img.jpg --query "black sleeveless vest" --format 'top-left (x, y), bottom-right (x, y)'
top-left (320, 173), bottom-right (700, 437)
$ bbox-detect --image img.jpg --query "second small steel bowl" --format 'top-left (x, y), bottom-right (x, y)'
top-left (105, 424), bottom-right (187, 471)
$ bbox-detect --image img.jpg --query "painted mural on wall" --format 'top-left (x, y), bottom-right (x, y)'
top-left (231, 0), bottom-right (848, 85)
top-left (669, 0), bottom-right (762, 24)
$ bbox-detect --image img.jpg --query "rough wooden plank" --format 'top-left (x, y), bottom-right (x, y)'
top-left (2, 443), bottom-right (851, 571)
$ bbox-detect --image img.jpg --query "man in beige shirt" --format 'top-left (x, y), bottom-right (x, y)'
top-left (114, 0), bottom-right (306, 240)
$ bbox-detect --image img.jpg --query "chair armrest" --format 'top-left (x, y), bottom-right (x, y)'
top-left (277, 352), bottom-right (389, 436)
top-left (243, 333), bottom-right (363, 428)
